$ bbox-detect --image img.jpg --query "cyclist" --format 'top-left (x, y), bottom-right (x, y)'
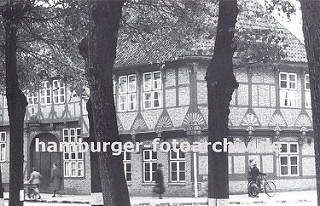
top-left (28, 167), bottom-right (42, 199)
top-left (248, 159), bottom-right (266, 196)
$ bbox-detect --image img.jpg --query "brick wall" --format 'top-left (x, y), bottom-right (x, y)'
top-left (127, 138), bottom-right (194, 197)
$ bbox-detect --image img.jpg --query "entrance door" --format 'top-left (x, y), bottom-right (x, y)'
top-left (30, 134), bottom-right (63, 193)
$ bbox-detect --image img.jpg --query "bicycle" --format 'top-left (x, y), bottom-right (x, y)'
top-left (24, 181), bottom-right (41, 200)
top-left (248, 174), bottom-right (276, 197)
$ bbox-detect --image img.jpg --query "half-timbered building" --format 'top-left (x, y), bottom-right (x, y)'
top-left (0, 2), bottom-right (315, 197)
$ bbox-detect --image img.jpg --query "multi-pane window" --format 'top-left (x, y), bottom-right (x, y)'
top-left (123, 151), bottom-right (132, 182)
top-left (40, 81), bottom-right (51, 104)
top-left (0, 132), bottom-right (6, 162)
top-left (170, 150), bottom-right (185, 182)
top-left (0, 95), bottom-right (7, 108)
top-left (279, 142), bottom-right (299, 176)
top-left (27, 91), bottom-right (39, 105)
top-left (53, 80), bottom-right (65, 104)
top-left (143, 149), bottom-right (157, 182)
top-left (279, 72), bottom-right (297, 107)
top-left (63, 128), bottom-right (84, 177)
top-left (305, 74), bottom-right (311, 108)
top-left (143, 71), bottom-right (162, 109)
top-left (118, 75), bottom-right (137, 112)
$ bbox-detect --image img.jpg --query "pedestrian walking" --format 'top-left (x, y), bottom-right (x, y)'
top-left (51, 163), bottom-right (63, 197)
top-left (28, 167), bottom-right (42, 199)
top-left (153, 163), bottom-right (165, 199)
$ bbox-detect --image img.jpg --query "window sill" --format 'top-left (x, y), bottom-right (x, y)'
top-left (278, 175), bottom-right (300, 178)
top-left (64, 176), bottom-right (85, 179)
top-left (168, 182), bottom-right (186, 186)
top-left (143, 107), bottom-right (163, 111)
top-left (117, 110), bottom-right (137, 113)
top-left (141, 182), bottom-right (155, 186)
top-left (280, 106), bottom-right (299, 109)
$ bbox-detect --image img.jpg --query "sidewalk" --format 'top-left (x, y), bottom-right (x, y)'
top-left (2, 190), bottom-right (317, 205)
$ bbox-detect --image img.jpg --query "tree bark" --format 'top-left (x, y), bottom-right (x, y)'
top-left (2, 3), bottom-right (29, 206)
top-left (299, 1), bottom-right (320, 206)
top-left (206, 0), bottom-right (239, 205)
top-left (87, 99), bottom-right (103, 206)
top-left (79, 38), bottom-right (103, 206)
top-left (86, 1), bottom-right (130, 206)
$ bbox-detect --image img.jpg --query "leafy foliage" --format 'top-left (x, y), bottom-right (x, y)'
top-left (0, 0), bottom-right (295, 94)
top-left (0, 0), bottom-right (88, 95)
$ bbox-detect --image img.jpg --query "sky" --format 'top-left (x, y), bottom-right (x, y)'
top-left (257, 0), bottom-right (304, 42)
top-left (274, 2), bottom-right (304, 42)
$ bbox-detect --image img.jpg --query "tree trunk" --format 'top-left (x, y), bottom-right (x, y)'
top-left (79, 38), bottom-right (103, 206)
top-left (206, 0), bottom-right (239, 205)
top-left (299, 1), bottom-right (320, 206)
top-left (87, 99), bottom-right (103, 206)
top-left (2, 3), bottom-right (29, 206)
top-left (86, 1), bottom-right (130, 206)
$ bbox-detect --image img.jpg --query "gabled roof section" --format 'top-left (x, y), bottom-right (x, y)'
top-left (114, 0), bottom-right (306, 69)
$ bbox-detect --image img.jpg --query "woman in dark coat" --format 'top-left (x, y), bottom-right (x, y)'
top-left (154, 164), bottom-right (165, 199)
top-left (51, 164), bottom-right (62, 197)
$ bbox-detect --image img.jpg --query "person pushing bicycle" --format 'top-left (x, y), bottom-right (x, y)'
top-left (248, 159), bottom-right (266, 194)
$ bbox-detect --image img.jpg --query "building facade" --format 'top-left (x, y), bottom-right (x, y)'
top-left (0, 80), bottom-right (91, 194)
top-left (0, 3), bottom-right (315, 196)
top-left (0, 54), bottom-right (315, 196)
top-left (111, 58), bottom-right (315, 197)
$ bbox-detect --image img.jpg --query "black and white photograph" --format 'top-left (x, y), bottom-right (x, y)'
top-left (0, 0), bottom-right (319, 206)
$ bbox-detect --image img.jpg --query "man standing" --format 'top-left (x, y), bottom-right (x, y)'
top-left (154, 163), bottom-right (165, 199)
top-left (51, 163), bottom-right (62, 197)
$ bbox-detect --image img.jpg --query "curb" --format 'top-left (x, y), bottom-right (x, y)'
top-left (2, 197), bottom-right (314, 205)
top-left (4, 197), bottom-right (90, 204)
top-left (228, 199), bottom-right (312, 205)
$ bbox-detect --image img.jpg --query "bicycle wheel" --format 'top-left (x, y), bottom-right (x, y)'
top-left (248, 181), bottom-right (258, 197)
top-left (264, 181), bottom-right (276, 197)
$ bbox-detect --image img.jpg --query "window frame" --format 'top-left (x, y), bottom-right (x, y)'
top-left (40, 81), bottom-right (52, 105)
top-left (27, 91), bottom-right (39, 105)
top-left (305, 74), bottom-right (311, 108)
top-left (169, 149), bottom-right (186, 183)
top-left (1, 95), bottom-right (7, 109)
top-left (118, 75), bottom-right (137, 112)
top-left (52, 80), bottom-right (66, 104)
top-left (123, 151), bottom-right (132, 182)
top-left (279, 72), bottom-right (298, 108)
top-left (0, 132), bottom-right (6, 162)
top-left (63, 128), bottom-right (84, 178)
top-left (143, 71), bottom-right (162, 110)
top-left (142, 149), bottom-right (157, 183)
top-left (279, 142), bottom-right (299, 177)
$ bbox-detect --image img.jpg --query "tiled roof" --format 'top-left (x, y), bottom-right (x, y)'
top-left (114, 1), bottom-right (306, 68)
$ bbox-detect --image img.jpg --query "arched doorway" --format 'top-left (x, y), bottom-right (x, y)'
top-left (30, 133), bottom-right (63, 193)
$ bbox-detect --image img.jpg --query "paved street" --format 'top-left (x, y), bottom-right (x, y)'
top-left (237, 203), bottom-right (315, 206)
top-left (0, 190), bottom-right (317, 205)
top-left (2, 202), bottom-right (89, 206)
top-left (0, 200), bottom-right (316, 206)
